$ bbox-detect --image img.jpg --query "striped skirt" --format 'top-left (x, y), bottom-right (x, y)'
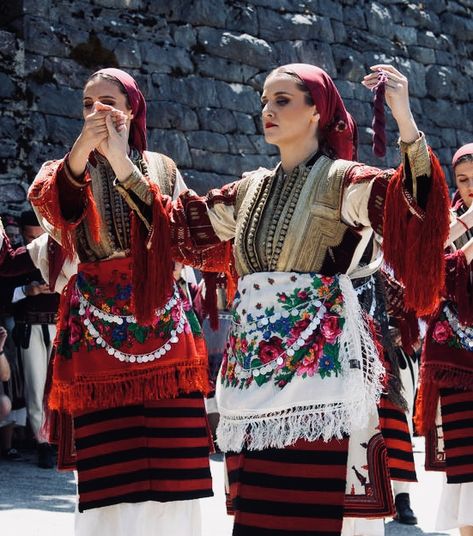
top-left (226, 437), bottom-right (349, 536)
top-left (440, 387), bottom-right (473, 484)
top-left (378, 396), bottom-right (417, 482)
top-left (74, 393), bottom-right (213, 512)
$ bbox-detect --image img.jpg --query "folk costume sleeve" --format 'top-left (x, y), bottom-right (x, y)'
top-left (341, 133), bottom-right (450, 316)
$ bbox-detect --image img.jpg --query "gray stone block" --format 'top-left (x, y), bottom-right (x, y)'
top-left (198, 107), bottom-right (237, 134)
top-left (146, 101), bottom-right (199, 131)
top-left (426, 65), bottom-right (452, 99)
top-left (0, 73), bottom-right (16, 99)
top-left (225, 4), bottom-right (259, 35)
top-left (417, 31), bottom-right (449, 50)
top-left (408, 46), bottom-right (436, 65)
top-left (44, 115), bottom-right (82, 147)
top-left (232, 112), bottom-right (257, 134)
top-left (441, 12), bottom-right (473, 40)
top-left (113, 39), bottom-right (142, 68)
top-left (294, 41), bottom-right (337, 77)
top-left (435, 50), bottom-right (456, 66)
top-left (0, 31), bottom-right (17, 56)
top-left (259, 9), bottom-right (334, 42)
top-left (331, 20), bottom-right (347, 44)
top-left (91, 0), bottom-right (144, 8)
top-left (333, 46), bottom-right (365, 83)
top-left (185, 0), bottom-right (227, 27)
top-left (272, 42), bottom-right (300, 65)
top-left (155, 129), bottom-right (192, 167)
top-left (366, 3), bottom-right (394, 38)
top-left (43, 57), bottom-right (90, 89)
top-left (187, 130), bottom-right (229, 153)
top-left (195, 55), bottom-right (259, 84)
top-left (33, 83), bottom-right (83, 119)
top-left (0, 139), bottom-right (17, 158)
top-left (24, 17), bottom-right (68, 56)
top-left (227, 134), bottom-right (255, 155)
top-left (172, 24), bottom-right (196, 49)
top-left (197, 27), bottom-right (275, 69)
top-left (343, 6), bottom-right (367, 29)
top-left (141, 42), bottom-right (193, 74)
top-left (216, 82), bottom-right (260, 114)
top-left (0, 116), bottom-right (18, 139)
top-left (403, 4), bottom-right (440, 32)
top-left (394, 25), bottom-right (417, 46)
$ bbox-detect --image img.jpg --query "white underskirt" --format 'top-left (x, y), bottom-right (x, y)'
top-left (75, 499), bottom-right (202, 536)
top-left (341, 517), bottom-right (385, 536)
top-left (435, 476), bottom-right (473, 530)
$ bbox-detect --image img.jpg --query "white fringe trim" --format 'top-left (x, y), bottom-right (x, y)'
top-left (216, 275), bottom-right (385, 453)
top-left (338, 274), bottom-right (385, 430)
top-left (217, 399), bottom-right (373, 452)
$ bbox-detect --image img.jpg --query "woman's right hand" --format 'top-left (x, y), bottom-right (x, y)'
top-left (68, 103), bottom-right (125, 178)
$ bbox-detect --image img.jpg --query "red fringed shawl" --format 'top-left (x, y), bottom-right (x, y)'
top-left (383, 148), bottom-right (450, 316)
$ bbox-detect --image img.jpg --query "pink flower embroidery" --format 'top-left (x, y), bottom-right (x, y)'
top-left (258, 336), bottom-right (284, 364)
top-left (320, 315), bottom-right (342, 344)
top-left (432, 321), bottom-right (453, 344)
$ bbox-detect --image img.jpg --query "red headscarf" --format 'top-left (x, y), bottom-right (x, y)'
top-left (452, 142), bottom-right (473, 168)
top-left (279, 63), bottom-right (358, 161)
top-left (91, 68), bottom-right (147, 154)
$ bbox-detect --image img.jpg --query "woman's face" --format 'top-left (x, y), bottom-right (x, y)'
top-left (261, 73), bottom-right (319, 148)
top-left (455, 159), bottom-right (473, 208)
top-left (82, 78), bottom-right (133, 124)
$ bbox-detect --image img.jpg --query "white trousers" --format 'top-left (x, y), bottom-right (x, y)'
top-left (20, 324), bottom-right (55, 440)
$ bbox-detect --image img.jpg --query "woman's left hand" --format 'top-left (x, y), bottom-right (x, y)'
top-left (362, 64), bottom-right (419, 144)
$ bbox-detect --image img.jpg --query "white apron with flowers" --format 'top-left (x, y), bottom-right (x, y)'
top-left (216, 271), bottom-right (384, 452)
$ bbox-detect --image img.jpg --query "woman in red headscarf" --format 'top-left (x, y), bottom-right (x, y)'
top-left (154, 62), bottom-right (450, 536)
top-left (416, 143), bottom-right (473, 536)
top-left (28, 69), bottom-right (213, 536)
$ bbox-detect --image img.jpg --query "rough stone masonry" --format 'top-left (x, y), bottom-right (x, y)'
top-left (1, 0), bottom-right (473, 215)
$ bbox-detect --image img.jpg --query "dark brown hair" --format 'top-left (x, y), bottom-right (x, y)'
top-left (267, 67), bottom-right (314, 106)
top-left (85, 72), bottom-right (131, 109)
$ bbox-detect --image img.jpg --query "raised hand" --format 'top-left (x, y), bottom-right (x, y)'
top-left (68, 102), bottom-right (127, 178)
top-left (362, 64), bottom-right (419, 144)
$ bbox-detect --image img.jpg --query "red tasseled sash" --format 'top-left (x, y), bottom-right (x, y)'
top-left (383, 148), bottom-right (450, 316)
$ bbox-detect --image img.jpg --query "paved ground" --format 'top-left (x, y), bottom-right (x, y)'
top-left (0, 439), bottom-right (458, 536)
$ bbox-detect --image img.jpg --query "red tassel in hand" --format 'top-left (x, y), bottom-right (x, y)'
top-left (372, 70), bottom-right (388, 158)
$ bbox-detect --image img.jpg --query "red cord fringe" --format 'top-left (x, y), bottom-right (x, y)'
top-left (48, 363), bottom-right (211, 413)
top-left (383, 149), bottom-right (450, 316)
top-left (131, 182), bottom-right (174, 325)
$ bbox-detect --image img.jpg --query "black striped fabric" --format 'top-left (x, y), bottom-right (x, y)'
top-left (226, 437), bottom-right (349, 536)
top-left (378, 396), bottom-right (417, 482)
top-left (440, 387), bottom-right (473, 484)
top-left (73, 392), bottom-right (213, 511)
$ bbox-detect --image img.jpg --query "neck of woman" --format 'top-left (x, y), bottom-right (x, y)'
top-left (279, 138), bottom-right (319, 175)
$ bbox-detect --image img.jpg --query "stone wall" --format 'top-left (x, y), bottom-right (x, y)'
top-left (1, 0), bottom-right (473, 215)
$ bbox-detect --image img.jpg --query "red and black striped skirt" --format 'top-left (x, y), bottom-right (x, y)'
top-left (226, 436), bottom-right (349, 536)
top-left (73, 392), bottom-right (213, 512)
top-left (440, 387), bottom-right (473, 484)
top-left (378, 396), bottom-right (417, 482)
